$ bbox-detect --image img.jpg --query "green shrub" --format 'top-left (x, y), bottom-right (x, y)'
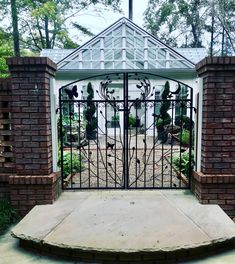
top-left (58, 152), bottom-right (85, 178)
top-left (128, 115), bottom-right (136, 126)
top-left (175, 115), bottom-right (194, 131)
top-left (180, 129), bottom-right (190, 146)
top-left (156, 113), bottom-right (171, 129)
top-left (0, 200), bottom-right (17, 235)
top-left (84, 82), bottom-right (98, 140)
top-left (172, 152), bottom-right (194, 177)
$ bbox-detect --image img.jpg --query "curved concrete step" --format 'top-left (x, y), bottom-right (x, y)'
top-left (12, 191), bottom-right (235, 263)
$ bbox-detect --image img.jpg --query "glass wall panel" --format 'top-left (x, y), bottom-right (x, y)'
top-left (114, 49), bottom-right (122, 60)
top-left (82, 50), bottom-right (90, 60)
top-left (114, 37), bottom-right (122, 48)
top-left (126, 50), bottom-right (134, 60)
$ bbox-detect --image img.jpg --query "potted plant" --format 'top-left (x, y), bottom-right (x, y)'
top-left (83, 82), bottom-right (98, 140)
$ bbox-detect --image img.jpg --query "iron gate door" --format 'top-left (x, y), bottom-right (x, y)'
top-left (59, 72), bottom-right (194, 190)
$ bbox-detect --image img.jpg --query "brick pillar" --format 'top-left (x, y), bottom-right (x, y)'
top-left (7, 57), bottom-right (61, 216)
top-left (193, 57), bottom-right (235, 218)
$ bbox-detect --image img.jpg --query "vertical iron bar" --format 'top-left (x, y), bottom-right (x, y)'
top-left (188, 88), bottom-right (193, 189)
top-left (135, 101), bottom-right (138, 188)
top-left (105, 101), bottom-right (108, 187)
top-left (96, 102), bottom-right (99, 188)
top-left (69, 102), bottom-right (73, 189)
top-left (114, 103), bottom-right (117, 188)
top-left (78, 103), bottom-right (82, 188)
top-left (153, 100), bottom-right (156, 188)
top-left (59, 89), bottom-right (64, 189)
top-left (161, 140), bottom-right (164, 188)
top-left (124, 72), bottom-right (129, 189)
top-left (170, 100), bottom-right (174, 187)
top-left (144, 101), bottom-right (147, 188)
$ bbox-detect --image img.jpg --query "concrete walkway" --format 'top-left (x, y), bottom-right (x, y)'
top-left (8, 190), bottom-right (235, 263)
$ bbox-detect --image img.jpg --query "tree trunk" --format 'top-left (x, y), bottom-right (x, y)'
top-left (10, 0), bottom-right (20, 56)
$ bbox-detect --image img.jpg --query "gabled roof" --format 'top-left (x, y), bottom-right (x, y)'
top-left (43, 17), bottom-right (206, 71)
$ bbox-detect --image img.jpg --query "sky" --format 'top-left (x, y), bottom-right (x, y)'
top-left (71, 0), bottom-right (149, 44)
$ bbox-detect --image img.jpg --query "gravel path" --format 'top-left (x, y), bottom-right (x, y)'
top-left (64, 135), bottom-right (188, 189)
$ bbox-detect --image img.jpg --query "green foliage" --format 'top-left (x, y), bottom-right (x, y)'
top-left (180, 129), bottom-right (190, 146)
top-left (156, 113), bottom-right (171, 130)
top-left (175, 115), bottom-right (194, 131)
top-left (0, 200), bottom-right (17, 235)
top-left (128, 115), bottom-right (136, 126)
top-left (58, 152), bottom-right (84, 178)
top-left (172, 152), bottom-right (194, 177)
top-left (0, 0), bottom-right (122, 52)
top-left (84, 82), bottom-right (98, 140)
top-left (156, 81), bottom-right (171, 130)
top-left (144, 0), bottom-right (235, 54)
top-left (111, 115), bottom-right (119, 121)
top-left (0, 29), bottom-right (13, 78)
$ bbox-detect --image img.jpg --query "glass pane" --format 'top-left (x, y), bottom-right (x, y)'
top-left (158, 49), bottom-right (166, 59)
top-left (114, 37), bottom-right (122, 48)
top-left (148, 60), bottom-right (156, 69)
top-left (104, 36), bottom-right (112, 48)
top-left (113, 26), bottom-right (122, 36)
top-left (92, 49), bottom-right (100, 60)
top-left (126, 26), bottom-right (134, 36)
top-left (157, 60), bottom-right (166, 68)
top-left (126, 50), bottom-right (134, 60)
top-left (126, 37), bottom-right (134, 48)
top-left (148, 39), bottom-right (155, 48)
top-left (114, 49), bottom-right (122, 60)
top-left (114, 61), bottom-right (122, 68)
top-left (136, 61), bottom-right (144, 69)
top-left (104, 50), bottom-right (113, 60)
top-left (92, 61), bottom-right (101, 69)
top-left (83, 61), bottom-right (91, 68)
top-left (135, 49), bottom-right (144, 60)
top-left (148, 49), bottom-right (156, 60)
top-left (126, 60), bottom-right (135, 69)
top-left (92, 40), bottom-right (101, 49)
top-left (170, 61), bottom-right (188, 68)
top-left (82, 50), bottom-right (90, 60)
top-left (135, 36), bottom-right (144, 48)
top-left (105, 61), bottom-right (113, 69)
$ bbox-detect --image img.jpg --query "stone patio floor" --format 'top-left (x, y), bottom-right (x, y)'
top-left (1, 190), bottom-right (235, 263)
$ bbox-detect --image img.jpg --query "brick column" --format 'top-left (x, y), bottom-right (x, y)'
top-left (193, 57), bottom-right (235, 218)
top-left (7, 57), bottom-right (61, 216)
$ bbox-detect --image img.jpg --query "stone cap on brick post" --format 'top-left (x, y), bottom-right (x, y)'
top-left (195, 56), bottom-right (235, 175)
top-left (7, 57), bottom-right (57, 176)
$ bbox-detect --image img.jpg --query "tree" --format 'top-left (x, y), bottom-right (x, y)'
top-left (10, 0), bottom-right (20, 56)
top-left (0, 0), bottom-right (121, 53)
top-left (0, 29), bottom-right (14, 77)
top-left (144, 0), bottom-right (235, 55)
top-left (144, 0), bottom-right (205, 48)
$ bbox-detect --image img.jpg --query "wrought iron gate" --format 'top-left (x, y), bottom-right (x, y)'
top-left (59, 72), bottom-right (194, 190)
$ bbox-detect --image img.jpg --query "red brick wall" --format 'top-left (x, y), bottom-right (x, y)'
top-left (7, 57), bottom-right (57, 176)
top-left (194, 57), bottom-right (235, 217)
top-left (0, 78), bottom-right (14, 200)
top-left (2, 57), bottom-right (61, 216)
top-left (9, 172), bottom-right (61, 217)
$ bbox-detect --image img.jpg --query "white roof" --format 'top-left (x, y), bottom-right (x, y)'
top-left (41, 18), bottom-right (207, 70)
